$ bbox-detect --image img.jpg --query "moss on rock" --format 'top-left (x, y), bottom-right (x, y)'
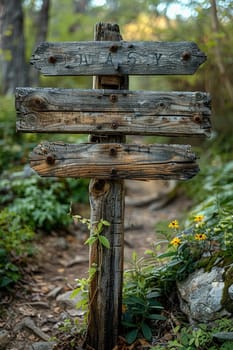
top-left (221, 265), bottom-right (233, 313)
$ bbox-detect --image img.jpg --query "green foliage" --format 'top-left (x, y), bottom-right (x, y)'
top-left (150, 209), bottom-right (233, 294)
top-left (68, 216), bottom-right (111, 326)
top-left (0, 96), bottom-right (26, 172)
top-left (122, 252), bottom-right (166, 344)
top-left (73, 215), bottom-right (111, 249)
top-left (0, 175), bottom-right (68, 230)
top-left (70, 270), bottom-right (96, 325)
top-left (0, 208), bottom-right (35, 288)
top-left (151, 318), bottom-right (233, 350)
top-left (0, 174), bottom-right (89, 231)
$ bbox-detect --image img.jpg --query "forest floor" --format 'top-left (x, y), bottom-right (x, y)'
top-left (0, 180), bottom-right (193, 350)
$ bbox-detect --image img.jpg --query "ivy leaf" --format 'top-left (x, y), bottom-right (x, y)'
top-left (102, 220), bottom-right (110, 227)
top-left (85, 235), bottom-right (97, 245)
top-left (98, 235), bottom-right (110, 249)
top-left (141, 321), bottom-right (152, 341)
top-left (126, 328), bottom-right (138, 344)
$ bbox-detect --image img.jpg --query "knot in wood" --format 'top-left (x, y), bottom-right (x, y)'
top-left (46, 153), bottom-right (55, 165)
top-left (90, 180), bottom-right (110, 198)
top-left (48, 56), bottom-right (57, 64)
top-left (29, 95), bottom-right (47, 110)
top-left (109, 44), bottom-right (119, 52)
top-left (182, 51), bottom-right (191, 61)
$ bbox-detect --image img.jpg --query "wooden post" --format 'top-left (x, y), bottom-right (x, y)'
top-left (85, 23), bottom-right (128, 350)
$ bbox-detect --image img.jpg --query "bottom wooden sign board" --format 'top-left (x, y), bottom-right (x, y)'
top-left (30, 141), bottom-right (199, 180)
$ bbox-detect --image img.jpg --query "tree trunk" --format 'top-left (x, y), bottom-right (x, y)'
top-left (210, 0), bottom-right (233, 101)
top-left (30, 0), bottom-right (50, 86)
top-left (0, 0), bottom-right (28, 94)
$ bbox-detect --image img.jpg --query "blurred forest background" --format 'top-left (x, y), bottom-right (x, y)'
top-left (0, 0), bottom-right (233, 289)
top-left (1, 0), bottom-right (233, 130)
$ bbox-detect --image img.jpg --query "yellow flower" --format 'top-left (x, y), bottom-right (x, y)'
top-left (168, 220), bottom-right (179, 229)
top-left (194, 215), bottom-right (204, 223)
top-left (170, 237), bottom-right (181, 247)
top-left (195, 233), bottom-right (207, 241)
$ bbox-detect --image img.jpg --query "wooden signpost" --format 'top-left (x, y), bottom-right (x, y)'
top-left (15, 22), bottom-right (211, 350)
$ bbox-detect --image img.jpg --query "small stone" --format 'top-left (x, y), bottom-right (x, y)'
top-left (177, 267), bottom-right (231, 322)
top-left (0, 330), bottom-right (10, 349)
top-left (47, 286), bottom-right (63, 299)
top-left (54, 237), bottom-right (68, 250)
top-left (228, 284), bottom-right (233, 300)
top-left (212, 332), bottom-right (233, 342)
top-left (30, 341), bottom-right (56, 350)
top-left (66, 308), bottom-right (85, 317)
top-left (56, 290), bottom-right (82, 309)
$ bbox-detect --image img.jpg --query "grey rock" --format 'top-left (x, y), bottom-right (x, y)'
top-left (212, 332), bottom-right (233, 342)
top-left (0, 330), bottom-right (10, 349)
top-left (56, 290), bottom-right (82, 309)
top-left (30, 341), bottom-right (56, 350)
top-left (228, 284), bottom-right (233, 300)
top-left (47, 286), bottom-right (63, 299)
top-left (54, 237), bottom-right (68, 250)
top-left (177, 267), bottom-right (231, 323)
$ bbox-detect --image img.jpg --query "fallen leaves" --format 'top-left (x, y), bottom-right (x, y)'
top-left (113, 336), bottom-right (152, 350)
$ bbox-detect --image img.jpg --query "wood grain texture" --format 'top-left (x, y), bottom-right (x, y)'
top-left (86, 22), bottom-right (126, 350)
top-left (29, 141), bottom-right (199, 180)
top-left (30, 40), bottom-right (206, 76)
top-left (16, 88), bottom-right (211, 137)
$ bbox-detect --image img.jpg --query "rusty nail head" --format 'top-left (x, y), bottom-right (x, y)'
top-left (111, 121), bottom-right (119, 129)
top-left (110, 94), bottom-right (118, 102)
top-left (111, 168), bottom-right (117, 175)
top-left (193, 115), bottom-right (202, 123)
top-left (109, 147), bottom-right (117, 156)
top-left (48, 56), bottom-right (57, 64)
top-left (46, 153), bottom-right (55, 165)
top-left (182, 51), bottom-right (191, 61)
top-left (109, 44), bottom-right (118, 52)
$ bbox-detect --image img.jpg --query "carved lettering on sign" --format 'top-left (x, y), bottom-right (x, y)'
top-left (63, 51), bottom-right (163, 68)
top-left (105, 52), bottom-right (113, 65)
top-left (127, 52), bottom-right (162, 66)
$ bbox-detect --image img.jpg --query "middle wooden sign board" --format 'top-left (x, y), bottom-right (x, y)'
top-left (16, 40), bottom-right (211, 180)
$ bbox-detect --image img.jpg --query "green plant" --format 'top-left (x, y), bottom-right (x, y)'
top-left (69, 216), bottom-right (111, 325)
top-left (0, 208), bottom-right (35, 288)
top-left (151, 212), bottom-right (233, 294)
top-left (122, 252), bottom-right (166, 344)
top-left (151, 318), bottom-right (233, 350)
top-left (0, 175), bottom-right (89, 230)
top-left (73, 215), bottom-right (110, 249)
top-left (70, 266), bottom-right (98, 325)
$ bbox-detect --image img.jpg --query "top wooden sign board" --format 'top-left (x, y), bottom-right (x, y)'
top-left (31, 41), bottom-right (206, 76)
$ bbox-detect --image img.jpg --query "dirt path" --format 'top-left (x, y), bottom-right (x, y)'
top-left (0, 180), bottom-right (192, 350)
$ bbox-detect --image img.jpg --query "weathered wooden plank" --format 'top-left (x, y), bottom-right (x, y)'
top-left (30, 41), bottom-right (206, 76)
top-left (16, 88), bottom-right (211, 137)
top-left (29, 141), bottom-right (199, 180)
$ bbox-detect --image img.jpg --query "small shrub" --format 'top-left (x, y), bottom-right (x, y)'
top-left (0, 208), bottom-right (35, 288)
top-left (0, 175), bottom-right (89, 231)
top-left (151, 318), bottom-right (233, 349)
top-left (122, 253), bottom-right (166, 344)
